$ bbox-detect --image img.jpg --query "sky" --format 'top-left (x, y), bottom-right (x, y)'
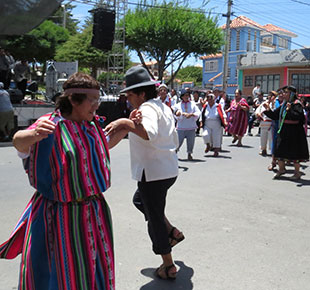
top-left (65, 0), bottom-right (310, 67)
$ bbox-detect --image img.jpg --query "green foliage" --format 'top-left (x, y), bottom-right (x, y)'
top-left (4, 20), bottom-right (69, 63)
top-left (124, 1), bottom-right (223, 82)
top-left (55, 25), bottom-right (108, 70)
top-left (49, 3), bottom-right (79, 35)
top-left (98, 71), bottom-right (124, 84)
top-left (176, 66), bottom-right (203, 83)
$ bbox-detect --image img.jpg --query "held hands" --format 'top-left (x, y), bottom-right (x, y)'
top-left (104, 121), bottom-right (119, 136)
top-left (129, 109), bottom-right (142, 124)
top-left (33, 119), bottom-right (56, 141)
top-left (286, 103), bottom-right (291, 111)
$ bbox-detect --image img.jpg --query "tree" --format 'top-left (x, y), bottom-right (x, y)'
top-left (55, 25), bottom-right (109, 77)
top-left (4, 20), bottom-right (69, 63)
top-left (176, 65), bottom-right (203, 84)
top-left (124, 1), bottom-right (223, 84)
top-left (49, 3), bottom-right (79, 35)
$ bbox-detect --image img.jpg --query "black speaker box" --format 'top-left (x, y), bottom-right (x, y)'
top-left (91, 8), bottom-right (116, 52)
top-left (8, 88), bottom-right (23, 104)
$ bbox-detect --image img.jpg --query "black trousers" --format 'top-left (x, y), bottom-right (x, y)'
top-left (133, 174), bottom-right (177, 255)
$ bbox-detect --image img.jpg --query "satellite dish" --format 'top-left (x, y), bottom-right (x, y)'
top-left (0, 0), bottom-right (62, 35)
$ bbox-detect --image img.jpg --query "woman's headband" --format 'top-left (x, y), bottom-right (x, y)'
top-left (64, 88), bottom-right (100, 96)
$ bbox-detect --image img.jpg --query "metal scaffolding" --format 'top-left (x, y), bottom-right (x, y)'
top-left (107, 0), bottom-right (127, 95)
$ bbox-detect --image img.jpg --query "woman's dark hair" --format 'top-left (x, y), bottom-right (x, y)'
top-left (56, 72), bottom-right (100, 115)
top-left (235, 89), bottom-right (242, 96)
top-left (131, 85), bottom-right (157, 100)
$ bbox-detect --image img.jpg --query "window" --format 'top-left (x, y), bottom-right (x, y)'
top-left (279, 37), bottom-right (288, 49)
top-left (236, 30), bottom-right (240, 51)
top-left (247, 40), bottom-right (253, 52)
top-left (229, 32), bottom-right (232, 51)
top-left (244, 76), bottom-right (253, 87)
top-left (235, 68), bottom-right (238, 78)
top-left (255, 74), bottom-right (280, 93)
top-left (248, 29), bottom-right (251, 40)
top-left (261, 36), bottom-right (272, 46)
top-left (291, 73), bottom-right (310, 94)
top-left (205, 60), bottom-right (218, 72)
top-left (227, 67), bottom-right (231, 78)
top-left (254, 31), bottom-right (257, 52)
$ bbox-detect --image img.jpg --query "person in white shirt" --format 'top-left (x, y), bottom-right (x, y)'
top-left (201, 93), bottom-right (227, 156)
top-left (174, 89), bottom-right (201, 160)
top-left (252, 83), bottom-right (261, 98)
top-left (105, 66), bottom-right (184, 280)
top-left (158, 83), bottom-right (176, 108)
top-left (213, 88), bottom-right (225, 108)
top-left (255, 92), bottom-right (275, 156)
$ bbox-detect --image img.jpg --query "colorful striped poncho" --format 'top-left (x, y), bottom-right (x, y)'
top-left (0, 111), bottom-right (115, 290)
top-left (227, 98), bottom-right (249, 137)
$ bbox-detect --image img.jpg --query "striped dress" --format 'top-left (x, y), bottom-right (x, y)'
top-left (0, 111), bottom-right (115, 290)
top-left (227, 98), bottom-right (249, 137)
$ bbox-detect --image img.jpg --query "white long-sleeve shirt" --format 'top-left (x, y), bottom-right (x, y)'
top-left (173, 101), bottom-right (201, 130)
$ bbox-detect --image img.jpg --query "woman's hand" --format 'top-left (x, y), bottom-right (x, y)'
top-left (104, 121), bottom-right (120, 136)
top-left (33, 119), bottom-right (56, 141)
top-left (129, 109), bottom-right (142, 124)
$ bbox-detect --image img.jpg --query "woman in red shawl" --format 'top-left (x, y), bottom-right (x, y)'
top-left (226, 89), bottom-right (249, 146)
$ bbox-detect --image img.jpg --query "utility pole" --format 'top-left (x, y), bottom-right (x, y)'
top-left (61, 4), bottom-right (66, 29)
top-left (222, 0), bottom-right (233, 92)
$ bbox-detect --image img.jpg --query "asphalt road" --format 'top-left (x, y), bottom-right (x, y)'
top-left (0, 128), bottom-right (310, 290)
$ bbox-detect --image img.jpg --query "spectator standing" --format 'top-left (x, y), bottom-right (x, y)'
top-left (0, 48), bottom-right (9, 88)
top-left (252, 83), bottom-right (261, 99)
top-left (174, 89), bottom-right (201, 160)
top-left (248, 92), bottom-right (265, 136)
top-left (226, 89), bottom-right (249, 147)
top-left (201, 93), bottom-right (227, 157)
top-left (5, 50), bottom-right (15, 89)
top-left (255, 93), bottom-right (275, 156)
top-left (0, 82), bottom-right (14, 141)
top-left (158, 83), bottom-right (176, 108)
top-left (14, 60), bottom-right (31, 97)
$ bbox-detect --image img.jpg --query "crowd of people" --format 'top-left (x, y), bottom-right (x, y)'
top-left (0, 67), bottom-right (309, 288)
top-left (0, 48), bottom-right (32, 141)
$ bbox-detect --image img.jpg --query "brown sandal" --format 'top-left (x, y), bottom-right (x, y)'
top-left (155, 264), bottom-right (177, 280)
top-left (169, 227), bottom-right (185, 248)
top-left (267, 163), bottom-right (276, 171)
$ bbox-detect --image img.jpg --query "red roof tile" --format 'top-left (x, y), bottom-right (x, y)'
top-left (200, 53), bottom-right (223, 60)
top-left (221, 16), bottom-right (263, 30)
top-left (262, 24), bottom-right (297, 37)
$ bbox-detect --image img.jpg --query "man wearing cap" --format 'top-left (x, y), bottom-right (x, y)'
top-left (105, 66), bottom-right (184, 280)
top-left (174, 89), bottom-right (201, 160)
top-left (158, 83), bottom-right (176, 108)
top-left (0, 82), bottom-right (14, 141)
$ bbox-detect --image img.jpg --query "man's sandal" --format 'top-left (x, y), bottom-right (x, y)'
top-left (155, 264), bottom-right (177, 280)
top-left (169, 227), bottom-right (185, 248)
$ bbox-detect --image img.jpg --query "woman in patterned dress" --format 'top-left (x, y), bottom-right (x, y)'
top-left (0, 72), bottom-right (127, 290)
top-left (226, 89), bottom-right (249, 146)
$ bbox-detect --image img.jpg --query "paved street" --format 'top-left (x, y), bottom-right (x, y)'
top-left (0, 129), bottom-right (310, 290)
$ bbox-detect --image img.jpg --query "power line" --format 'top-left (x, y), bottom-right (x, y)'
top-left (231, 12), bottom-right (305, 48)
top-left (232, 6), bottom-right (310, 39)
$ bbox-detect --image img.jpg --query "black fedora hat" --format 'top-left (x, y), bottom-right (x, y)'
top-left (120, 66), bottom-right (158, 93)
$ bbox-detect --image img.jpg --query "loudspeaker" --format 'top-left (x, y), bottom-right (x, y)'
top-left (91, 8), bottom-right (115, 52)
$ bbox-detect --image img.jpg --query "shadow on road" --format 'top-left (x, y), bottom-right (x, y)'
top-left (140, 260), bottom-right (194, 290)
top-left (204, 155), bottom-right (232, 159)
top-left (178, 158), bottom-right (206, 163)
top-left (227, 144), bottom-right (254, 149)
